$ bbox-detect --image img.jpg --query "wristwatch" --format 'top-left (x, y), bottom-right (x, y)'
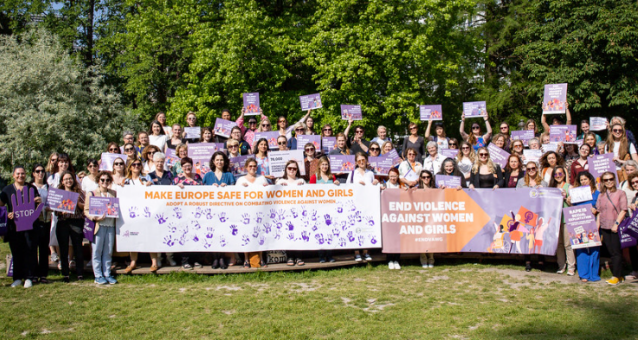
top-left (615, 221), bottom-right (620, 225)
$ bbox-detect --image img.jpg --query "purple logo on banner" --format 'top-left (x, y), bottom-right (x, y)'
top-left (11, 188), bottom-right (44, 232)
top-left (0, 206), bottom-right (7, 236)
top-left (84, 218), bottom-right (95, 242)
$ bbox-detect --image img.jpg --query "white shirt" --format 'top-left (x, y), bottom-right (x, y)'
top-left (385, 181), bottom-right (401, 189)
top-left (346, 169), bottom-right (376, 185)
top-left (149, 134), bottom-right (168, 151)
top-left (422, 153), bottom-right (446, 173)
top-left (275, 178), bottom-right (305, 186)
top-left (81, 176), bottom-right (99, 194)
top-left (398, 160), bottom-right (423, 181)
top-left (236, 175), bottom-right (269, 187)
top-left (458, 157), bottom-right (473, 178)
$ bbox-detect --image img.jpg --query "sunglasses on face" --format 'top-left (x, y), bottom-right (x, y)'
top-left (109, 148), bottom-right (119, 152)
top-left (514, 145), bottom-right (523, 148)
top-left (603, 178), bottom-right (614, 183)
top-left (132, 163), bottom-right (142, 168)
top-left (526, 167), bottom-right (537, 171)
top-left (355, 130), bottom-right (364, 133)
top-left (421, 176), bottom-right (431, 179)
top-left (500, 126), bottom-right (508, 130)
top-left (472, 126), bottom-right (480, 130)
top-left (286, 167), bottom-right (298, 171)
top-left (613, 129), bottom-right (623, 133)
top-left (296, 128), bottom-right (305, 132)
top-left (249, 121), bottom-right (257, 124)
top-left (370, 147), bottom-right (380, 151)
top-left (88, 164), bottom-right (97, 168)
top-left (479, 153), bottom-right (488, 157)
top-left (461, 146), bottom-right (470, 150)
top-left (631, 180), bottom-right (638, 186)
top-left (34, 169), bottom-right (45, 174)
top-left (114, 162), bottom-right (124, 166)
top-left (356, 159), bottom-right (366, 163)
top-left (262, 124), bottom-right (270, 127)
top-left (323, 128), bottom-right (332, 132)
top-left (305, 148), bottom-right (315, 152)
top-left (410, 127), bottom-right (418, 130)
top-left (554, 172), bottom-right (565, 177)
top-left (449, 143), bottom-right (457, 147)
top-left (125, 147), bottom-right (134, 152)
top-left (247, 165), bottom-right (257, 169)
top-left (229, 145), bottom-right (239, 148)
top-left (278, 142), bottom-right (287, 145)
top-left (278, 120), bottom-right (286, 123)
top-left (100, 178), bottom-right (112, 183)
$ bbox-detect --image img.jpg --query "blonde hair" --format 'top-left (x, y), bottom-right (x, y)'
top-left (471, 147), bottom-right (497, 174)
top-left (457, 141), bottom-right (476, 163)
top-left (381, 141), bottom-right (394, 155)
top-left (257, 117), bottom-right (272, 132)
top-left (175, 143), bottom-right (189, 157)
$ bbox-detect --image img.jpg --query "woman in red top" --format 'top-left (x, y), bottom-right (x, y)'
top-left (570, 144), bottom-right (591, 185)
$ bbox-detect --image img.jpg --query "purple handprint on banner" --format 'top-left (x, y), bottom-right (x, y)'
top-left (366, 216), bottom-right (374, 226)
top-left (287, 232), bottom-right (295, 241)
top-left (230, 225), bottom-right (238, 236)
top-left (311, 223), bottom-right (318, 232)
top-left (206, 227), bottom-right (214, 239)
top-left (129, 207), bottom-right (138, 218)
top-left (252, 226), bottom-right (260, 238)
top-left (173, 207), bottom-right (183, 219)
top-left (347, 231), bottom-right (355, 242)
top-left (326, 234), bottom-right (333, 245)
top-left (192, 234), bottom-right (200, 242)
top-left (311, 210), bottom-right (318, 221)
top-left (357, 235), bottom-right (364, 246)
top-left (275, 221), bottom-right (283, 229)
top-left (255, 212), bottom-right (263, 224)
top-left (339, 237), bottom-right (346, 247)
top-left (262, 223), bottom-right (272, 234)
top-left (167, 223), bottom-right (177, 233)
top-left (347, 216), bottom-right (356, 228)
top-left (190, 220), bottom-right (201, 230)
top-left (340, 221), bottom-right (347, 231)
top-left (336, 202), bottom-right (343, 214)
top-left (192, 207), bottom-right (203, 219)
top-left (301, 205), bottom-right (308, 217)
top-left (286, 221), bottom-right (294, 231)
top-left (332, 228), bottom-right (340, 237)
top-left (259, 235), bottom-right (265, 245)
top-left (274, 230), bottom-right (282, 240)
top-left (204, 208), bottom-right (213, 220)
top-left (178, 234), bottom-right (187, 246)
top-left (155, 213), bottom-right (167, 224)
top-left (369, 235), bottom-right (378, 245)
top-left (219, 235), bottom-right (227, 247)
top-left (241, 213), bottom-right (250, 225)
top-left (324, 214), bottom-right (332, 226)
top-left (163, 236), bottom-right (175, 247)
top-left (241, 235), bottom-right (250, 246)
top-left (301, 231), bottom-right (310, 242)
top-left (277, 209), bottom-right (286, 220)
top-left (144, 207), bottom-right (151, 218)
top-left (291, 208), bottom-right (298, 219)
top-left (354, 211), bottom-right (362, 223)
top-left (346, 200), bottom-right (356, 212)
top-left (203, 239), bottom-right (212, 249)
top-left (269, 209), bottom-right (277, 219)
top-left (218, 212), bottom-right (227, 223)
top-left (314, 233), bottom-right (324, 245)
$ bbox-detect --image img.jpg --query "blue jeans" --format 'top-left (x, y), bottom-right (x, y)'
top-left (92, 226), bottom-right (115, 279)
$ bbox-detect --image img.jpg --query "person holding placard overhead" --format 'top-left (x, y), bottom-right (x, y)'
top-left (344, 118), bottom-right (370, 155)
top-left (85, 171), bottom-right (118, 284)
top-left (595, 171), bottom-right (628, 285)
top-left (566, 171), bottom-right (600, 282)
top-left (346, 152), bottom-right (379, 262)
top-left (460, 114), bottom-right (492, 151)
top-left (468, 148), bottom-right (503, 190)
top-left (402, 122), bottom-right (425, 161)
top-left (0, 166), bottom-right (42, 288)
top-left (425, 121), bottom-right (450, 150)
top-left (398, 147), bottom-right (423, 188)
top-left (541, 102), bottom-right (572, 133)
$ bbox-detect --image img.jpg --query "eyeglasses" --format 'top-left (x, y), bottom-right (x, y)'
top-left (249, 121), bottom-right (257, 124)
top-left (355, 130), bottom-right (364, 133)
top-left (461, 146), bottom-right (470, 150)
top-left (247, 165), bottom-right (257, 169)
top-left (286, 167), bottom-right (298, 171)
top-left (554, 172), bottom-right (565, 177)
top-left (500, 126), bottom-right (508, 130)
top-left (278, 120), bottom-right (286, 123)
top-left (449, 143), bottom-right (457, 147)
top-left (602, 178), bottom-right (614, 183)
top-left (613, 129), bottom-right (623, 133)
top-left (410, 127), bottom-right (418, 130)
top-left (87, 164), bottom-right (97, 168)
top-left (478, 153), bottom-right (488, 157)
top-left (305, 148), bottom-right (315, 152)
top-left (323, 128), bottom-right (332, 132)
top-left (187, 117), bottom-right (196, 121)
top-left (514, 144), bottom-right (523, 148)
top-left (100, 178), bottom-right (112, 183)
top-left (124, 147), bottom-right (134, 152)
top-left (109, 148), bottom-right (119, 152)
top-left (149, 152), bottom-right (156, 155)
top-left (114, 162), bottom-right (124, 166)
top-left (526, 167), bottom-right (537, 171)
top-left (370, 147), bottom-right (380, 151)
top-left (296, 128), bottom-right (305, 132)
top-left (421, 176), bottom-right (431, 179)
top-left (631, 180), bottom-right (638, 186)
top-left (132, 163), bottom-right (142, 168)
top-left (34, 169), bottom-right (45, 174)
top-left (356, 159), bottom-right (366, 163)
top-left (229, 145), bottom-right (239, 148)
top-left (278, 141), bottom-right (287, 145)
top-left (472, 126), bottom-right (480, 130)
top-left (262, 124), bottom-right (270, 127)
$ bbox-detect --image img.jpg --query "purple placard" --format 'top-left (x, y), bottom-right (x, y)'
top-left (329, 155), bottom-right (356, 174)
top-left (624, 209), bottom-right (638, 240)
top-left (46, 188), bottom-right (79, 214)
top-left (542, 83), bottom-right (567, 114)
top-left (165, 149), bottom-right (180, 169)
top-left (0, 207), bottom-right (7, 236)
top-left (563, 205), bottom-right (601, 249)
top-left (83, 217), bottom-right (95, 242)
top-left (11, 188), bottom-right (43, 232)
top-left (435, 175), bottom-right (462, 188)
top-left (385, 149), bottom-right (403, 167)
top-left (243, 92), bottom-right (260, 116)
top-left (369, 155), bottom-right (394, 176)
top-left (322, 137), bottom-right (336, 154)
top-left (99, 153), bottom-right (128, 171)
top-left (299, 93), bottom-right (322, 111)
top-left (620, 209), bottom-right (638, 249)
top-left (549, 125), bottom-right (577, 144)
top-left (188, 143), bottom-right (224, 176)
top-left (88, 196), bottom-right (120, 218)
top-left (462, 101), bottom-right (487, 118)
top-left (587, 153), bottom-right (618, 187)
top-left (296, 135), bottom-right (321, 150)
top-left (487, 143), bottom-right (510, 168)
top-left (340, 105), bottom-right (362, 120)
top-left (254, 131), bottom-right (281, 150)
top-left (511, 130), bottom-right (535, 147)
top-left (439, 149), bottom-right (459, 159)
top-left (7, 257), bottom-right (13, 277)
top-left (419, 105), bottom-right (443, 121)
top-left (213, 118), bottom-right (237, 138)
top-left (230, 155), bottom-right (256, 178)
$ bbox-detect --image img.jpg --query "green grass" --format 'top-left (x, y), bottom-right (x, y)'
top-left (1, 243), bottom-right (638, 339)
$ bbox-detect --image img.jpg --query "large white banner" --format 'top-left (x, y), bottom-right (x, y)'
top-left (116, 185), bottom-right (382, 252)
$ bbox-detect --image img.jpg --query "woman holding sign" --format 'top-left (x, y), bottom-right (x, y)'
top-left (623, 172), bottom-right (638, 280)
top-left (566, 172), bottom-right (600, 282)
top-left (123, 160), bottom-right (156, 273)
top-left (398, 148), bottom-right (423, 188)
top-left (253, 138), bottom-right (275, 182)
top-left (436, 158), bottom-right (467, 189)
top-left (595, 171), bottom-right (628, 285)
top-left (0, 167), bottom-right (42, 288)
top-left (460, 115), bottom-right (492, 151)
top-left (276, 161), bottom-right (306, 266)
top-left (46, 153), bottom-right (74, 271)
top-left (182, 112), bottom-right (201, 144)
top-left (84, 171), bottom-right (118, 285)
top-left (346, 153), bottom-right (378, 263)
top-left (468, 148), bottom-right (503, 190)
top-left (570, 144), bottom-right (591, 185)
top-left (56, 171), bottom-right (86, 282)
top-left (228, 126), bottom-right (250, 155)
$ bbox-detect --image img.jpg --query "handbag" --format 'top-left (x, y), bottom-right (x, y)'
top-left (606, 192), bottom-right (637, 249)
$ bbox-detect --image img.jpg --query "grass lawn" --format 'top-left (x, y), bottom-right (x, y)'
top-left (1, 243), bottom-right (638, 339)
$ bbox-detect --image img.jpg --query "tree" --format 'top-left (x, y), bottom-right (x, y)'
top-left (0, 29), bottom-right (143, 179)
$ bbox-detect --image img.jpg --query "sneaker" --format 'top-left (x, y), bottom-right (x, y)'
top-left (606, 277), bottom-right (625, 286)
top-left (11, 280), bottom-right (23, 288)
top-left (567, 270), bottom-right (575, 276)
top-left (194, 262), bottom-right (203, 268)
top-left (169, 259), bottom-right (177, 267)
top-left (394, 261), bottom-right (401, 270)
top-left (329, 257), bottom-right (336, 263)
top-left (94, 277), bottom-right (108, 285)
top-left (50, 252), bottom-right (59, 263)
top-left (364, 254), bottom-right (372, 262)
top-left (24, 279), bottom-right (33, 288)
top-left (388, 261), bottom-right (395, 270)
top-left (422, 264), bottom-right (429, 268)
top-left (355, 254), bottom-right (362, 262)
top-left (182, 263), bottom-right (193, 270)
top-left (428, 263), bottom-right (434, 268)
top-left (319, 257), bottom-right (326, 264)
top-left (105, 276), bottom-right (118, 285)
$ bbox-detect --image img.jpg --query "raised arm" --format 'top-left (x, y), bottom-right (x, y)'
top-left (425, 119), bottom-right (433, 140)
top-left (541, 113), bottom-right (550, 134)
top-left (344, 118), bottom-right (353, 138)
top-left (483, 116), bottom-right (492, 142)
top-left (565, 102), bottom-right (572, 125)
top-left (459, 114), bottom-right (469, 141)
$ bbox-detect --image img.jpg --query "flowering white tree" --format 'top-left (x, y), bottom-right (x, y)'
top-left (0, 29), bottom-right (143, 179)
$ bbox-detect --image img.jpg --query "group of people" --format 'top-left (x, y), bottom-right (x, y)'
top-left (3, 104), bottom-right (638, 287)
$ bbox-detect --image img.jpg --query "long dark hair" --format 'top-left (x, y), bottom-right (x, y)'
top-left (209, 151), bottom-right (230, 172)
top-left (51, 153), bottom-right (75, 174)
top-left (418, 170), bottom-right (435, 189)
top-left (253, 138), bottom-right (269, 155)
top-left (548, 166), bottom-right (569, 188)
top-left (437, 158), bottom-right (463, 177)
top-left (30, 163), bottom-right (46, 185)
top-left (576, 171), bottom-right (597, 193)
top-left (57, 170), bottom-right (82, 193)
top-left (149, 120), bottom-right (166, 136)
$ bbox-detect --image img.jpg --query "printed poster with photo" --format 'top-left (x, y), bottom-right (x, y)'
top-left (213, 118), bottom-right (237, 138)
top-left (462, 101), bottom-right (487, 118)
top-left (340, 105), bottom-right (362, 120)
top-left (329, 155), bottom-right (356, 174)
top-left (322, 137), bottom-right (336, 154)
top-left (243, 92), bottom-right (260, 116)
top-left (88, 196), bottom-right (120, 218)
top-left (543, 83), bottom-right (568, 114)
top-left (549, 125), bottom-right (577, 144)
top-left (299, 93), bottom-right (322, 111)
top-left (254, 131), bottom-right (281, 150)
top-left (230, 155), bottom-right (256, 178)
top-left (296, 135), bottom-right (321, 151)
top-left (46, 188), bottom-right (79, 214)
top-left (419, 105), bottom-right (443, 121)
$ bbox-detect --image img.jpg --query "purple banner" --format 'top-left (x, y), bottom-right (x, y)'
top-left (487, 143), bottom-right (510, 168)
top-left (46, 188), bottom-right (79, 214)
top-left (254, 131), bottom-right (281, 150)
top-left (419, 105), bottom-right (443, 121)
top-left (329, 155), bottom-right (355, 174)
top-left (439, 149), bottom-right (459, 159)
top-left (83, 217), bottom-right (95, 242)
top-left (543, 83), bottom-right (567, 114)
top-left (563, 205), bottom-right (601, 249)
top-left (435, 175), bottom-right (462, 188)
top-left (213, 118), bottom-right (237, 138)
top-left (321, 137), bottom-right (336, 154)
top-left (88, 196), bottom-right (120, 218)
top-left (230, 155), bottom-right (256, 178)
top-left (620, 210), bottom-right (637, 249)
top-left (587, 153), bottom-right (617, 187)
top-left (511, 130), bottom-right (535, 147)
top-left (296, 135), bottom-right (321, 150)
top-left (11, 187), bottom-right (44, 232)
top-left (299, 93), bottom-right (322, 111)
top-left (462, 101), bottom-right (487, 118)
top-left (0, 207), bottom-right (6, 236)
top-left (99, 153), bottom-right (128, 171)
top-left (340, 105), bottom-right (362, 120)
top-left (369, 155), bottom-right (395, 176)
top-left (549, 125), bottom-right (577, 144)
top-left (243, 92), bottom-right (260, 116)
top-left (623, 209), bottom-right (638, 240)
